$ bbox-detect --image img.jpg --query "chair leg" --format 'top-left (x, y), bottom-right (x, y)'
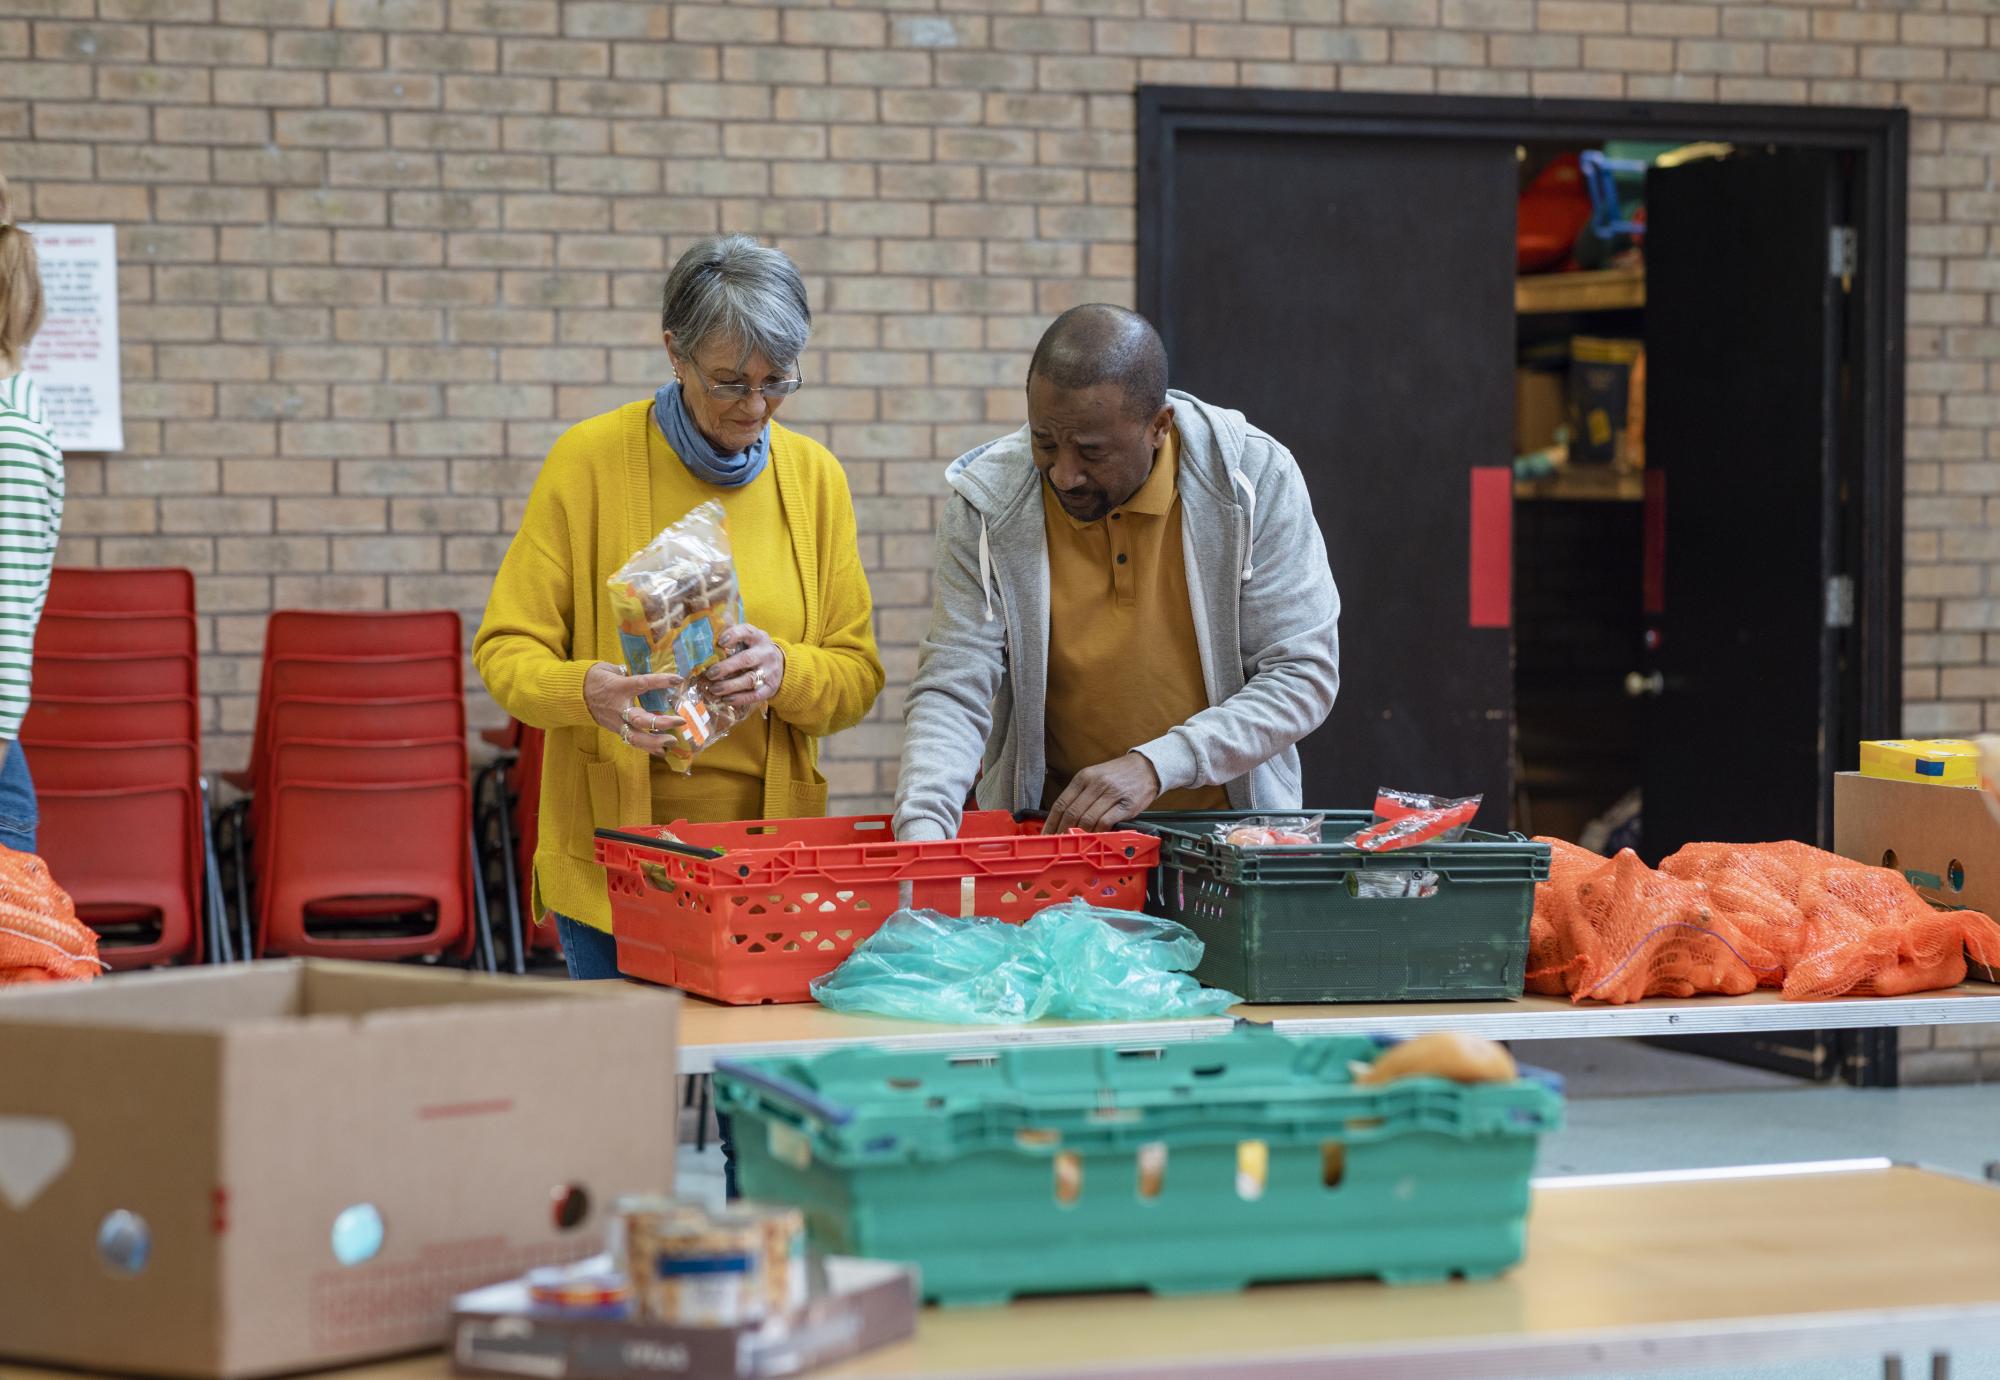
top-left (220, 798), bottom-right (254, 959)
top-left (467, 819), bottom-right (497, 974)
top-left (490, 775), bottom-right (527, 976)
top-left (199, 778), bottom-right (234, 964)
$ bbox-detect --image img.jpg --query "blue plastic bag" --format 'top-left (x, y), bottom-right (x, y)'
top-left (808, 899), bottom-right (1241, 1024)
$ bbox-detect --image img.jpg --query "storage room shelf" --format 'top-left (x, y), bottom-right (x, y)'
top-left (1514, 468), bottom-right (1647, 503)
top-left (1516, 267), bottom-right (1647, 315)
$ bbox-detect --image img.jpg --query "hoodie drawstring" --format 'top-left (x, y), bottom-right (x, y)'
top-left (1229, 469), bottom-right (1256, 581)
top-left (978, 516), bottom-right (995, 621)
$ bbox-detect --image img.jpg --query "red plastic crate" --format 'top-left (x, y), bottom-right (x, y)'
top-left (594, 811), bottom-right (1160, 1005)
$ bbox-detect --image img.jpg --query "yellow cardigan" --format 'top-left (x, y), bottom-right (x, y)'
top-left (473, 401), bottom-right (885, 931)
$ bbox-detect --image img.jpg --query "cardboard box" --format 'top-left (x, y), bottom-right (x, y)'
top-left (0, 961), bottom-right (680, 1379)
top-left (1833, 772), bottom-right (2000, 983)
top-left (1514, 367), bottom-right (1567, 456)
top-left (450, 1257), bottom-right (919, 1380)
top-left (1568, 336), bottom-right (1643, 466)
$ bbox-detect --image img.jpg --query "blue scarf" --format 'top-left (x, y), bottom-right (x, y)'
top-left (653, 379), bottom-right (771, 488)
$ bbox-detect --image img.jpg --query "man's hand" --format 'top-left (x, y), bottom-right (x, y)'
top-left (1043, 753), bottom-right (1161, 835)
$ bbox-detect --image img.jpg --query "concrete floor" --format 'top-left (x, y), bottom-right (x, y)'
top-left (681, 1036), bottom-right (2000, 1380)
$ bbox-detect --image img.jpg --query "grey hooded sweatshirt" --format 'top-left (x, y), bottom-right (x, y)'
top-left (893, 388), bottom-right (1341, 842)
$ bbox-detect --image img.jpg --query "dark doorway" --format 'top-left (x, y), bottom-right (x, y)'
top-left (1139, 90), bottom-right (1904, 852)
top-left (1140, 91), bottom-right (1907, 1086)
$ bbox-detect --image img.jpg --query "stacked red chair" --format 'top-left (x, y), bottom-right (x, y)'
top-left (236, 610), bottom-right (491, 968)
top-left (22, 567), bottom-right (221, 969)
top-left (476, 718), bottom-right (554, 973)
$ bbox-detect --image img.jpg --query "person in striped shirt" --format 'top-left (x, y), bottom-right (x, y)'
top-left (0, 173), bottom-right (66, 853)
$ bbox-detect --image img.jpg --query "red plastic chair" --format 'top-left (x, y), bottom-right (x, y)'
top-left (33, 654), bottom-right (196, 699)
top-left (267, 696), bottom-right (464, 749)
top-left (23, 694), bottom-right (200, 744)
top-left (31, 740), bottom-right (203, 970)
top-left (234, 656), bottom-right (461, 797)
top-left (265, 609), bottom-right (461, 662)
top-left (239, 608), bottom-right (461, 781)
top-left (272, 737), bottom-right (467, 788)
top-left (45, 566), bottom-right (196, 616)
top-left (35, 612), bottom-right (196, 659)
top-left (254, 736), bottom-right (467, 880)
top-left (259, 775), bottom-right (472, 962)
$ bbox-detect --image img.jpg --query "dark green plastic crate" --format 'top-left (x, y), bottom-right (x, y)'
top-left (1138, 810), bottom-right (1552, 1004)
top-left (714, 1026), bottom-right (1563, 1306)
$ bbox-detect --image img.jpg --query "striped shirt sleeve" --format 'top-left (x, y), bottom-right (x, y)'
top-left (0, 373), bottom-right (67, 743)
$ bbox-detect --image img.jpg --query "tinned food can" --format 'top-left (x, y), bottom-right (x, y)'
top-left (720, 1203), bottom-right (807, 1316)
top-left (635, 1213), bottom-right (767, 1327)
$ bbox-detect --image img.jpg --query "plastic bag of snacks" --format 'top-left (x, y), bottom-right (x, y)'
top-left (607, 500), bottom-right (750, 772)
top-left (1217, 814), bottom-right (1324, 847)
top-left (1345, 789), bottom-right (1483, 853)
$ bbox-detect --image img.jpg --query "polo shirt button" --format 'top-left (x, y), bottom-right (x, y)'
top-left (1116, 554), bottom-right (1128, 565)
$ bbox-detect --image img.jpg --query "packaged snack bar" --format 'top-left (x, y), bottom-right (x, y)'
top-left (606, 500), bottom-right (751, 772)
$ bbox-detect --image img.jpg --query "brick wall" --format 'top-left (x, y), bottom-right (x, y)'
top-left (3, 0), bottom-right (1998, 819)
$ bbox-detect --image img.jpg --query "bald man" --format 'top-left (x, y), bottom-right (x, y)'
top-left (893, 305), bottom-right (1342, 840)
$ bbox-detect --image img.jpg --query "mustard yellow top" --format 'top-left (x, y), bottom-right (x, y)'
top-left (474, 401), bottom-right (885, 931)
top-left (1040, 425), bottom-right (1231, 813)
top-left (642, 418), bottom-right (797, 826)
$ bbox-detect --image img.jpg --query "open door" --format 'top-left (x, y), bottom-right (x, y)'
top-left (1640, 149), bottom-right (1848, 860)
top-left (1146, 131), bottom-right (1519, 827)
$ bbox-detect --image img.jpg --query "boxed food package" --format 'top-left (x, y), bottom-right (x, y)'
top-left (1568, 336), bottom-right (1643, 465)
top-left (1833, 772), bottom-right (2000, 982)
top-left (0, 961), bottom-right (680, 1378)
top-left (1514, 366), bottom-right (1567, 456)
top-left (1858, 738), bottom-right (1980, 788)
top-left (449, 1255), bottom-right (919, 1380)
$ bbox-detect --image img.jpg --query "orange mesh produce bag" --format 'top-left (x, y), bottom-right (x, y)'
top-left (1529, 838), bottom-right (2000, 1004)
top-left (0, 848), bottom-right (101, 985)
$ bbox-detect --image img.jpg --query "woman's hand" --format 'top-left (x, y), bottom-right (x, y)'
top-left (704, 624), bottom-right (785, 710)
top-left (583, 661), bottom-right (684, 755)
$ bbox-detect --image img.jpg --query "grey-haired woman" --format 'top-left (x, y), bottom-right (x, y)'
top-left (475, 235), bottom-right (884, 982)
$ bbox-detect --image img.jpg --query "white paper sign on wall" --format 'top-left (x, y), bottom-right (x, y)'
top-left (19, 222), bottom-right (123, 453)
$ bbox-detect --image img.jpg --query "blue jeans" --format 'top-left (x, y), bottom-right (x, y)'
top-left (550, 910), bottom-right (738, 1197)
top-left (0, 740), bottom-right (38, 854)
top-left (553, 913), bottom-right (622, 980)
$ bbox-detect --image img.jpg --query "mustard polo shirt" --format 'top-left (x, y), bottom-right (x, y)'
top-left (1040, 425), bottom-right (1231, 813)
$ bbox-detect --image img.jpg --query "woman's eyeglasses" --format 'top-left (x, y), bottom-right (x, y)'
top-left (681, 356), bottom-right (803, 402)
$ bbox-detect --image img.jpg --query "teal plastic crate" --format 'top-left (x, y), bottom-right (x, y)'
top-left (714, 1026), bottom-right (1563, 1306)
top-left (1138, 810), bottom-right (1552, 1004)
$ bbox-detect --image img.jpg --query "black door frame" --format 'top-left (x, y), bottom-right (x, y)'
top-left (1137, 88), bottom-right (1907, 761)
